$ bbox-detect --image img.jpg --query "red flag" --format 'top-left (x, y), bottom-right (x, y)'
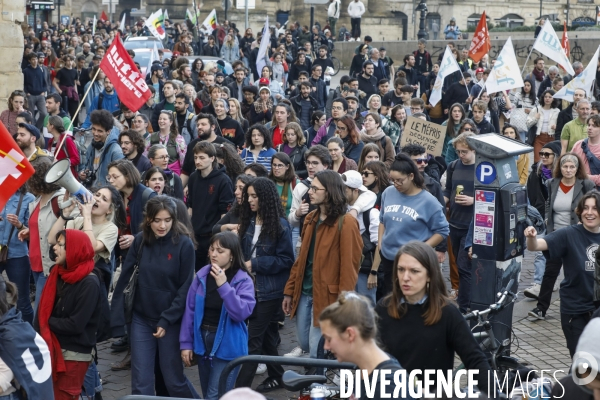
top-left (100, 11), bottom-right (108, 21)
top-left (561, 21), bottom-right (570, 61)
top-left (0, 122), bottom-right (35, 211)
top-left (100, 33), bottom-right (152, 112)
top-left (468, 12), bottom-right (491, 63)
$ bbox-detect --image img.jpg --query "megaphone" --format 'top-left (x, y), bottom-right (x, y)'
top-left (45, 159), bottom-right (93, 205)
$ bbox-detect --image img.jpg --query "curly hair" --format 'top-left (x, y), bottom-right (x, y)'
top-left (246, 124), bottom-right (274, 149)
top-left (215, 142), bottom-right (245, 183)
top-left (313, 170), bottom-right (348, 220)
top-left (238, 177), bottom-right (285, 242)
top-left (28, 156), bottom-right (60, 196)
top-left (119, 129), bottom-right (146, 155)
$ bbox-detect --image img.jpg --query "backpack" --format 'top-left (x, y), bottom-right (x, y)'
top-left (96, 92), bottom-right (120, 112)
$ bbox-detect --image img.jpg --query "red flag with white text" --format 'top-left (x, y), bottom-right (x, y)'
top-left (468, 12), bottom-right (491, 63)
top-left (560, 21), bottom-right (570, 72)
top-left (99, 33), bottom-right (151, 112)
top-left (0, 122), bottom-right (35, 212)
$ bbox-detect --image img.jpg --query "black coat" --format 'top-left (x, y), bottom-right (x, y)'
top-left (277, 143), bottom-right (308, 179)
top-left (526, 163), bottom-right (548, 219)
top-left (556, 105), bottom-right (574, 137)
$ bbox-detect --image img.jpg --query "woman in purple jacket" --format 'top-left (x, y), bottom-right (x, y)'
top-left (180, 231), bottom-right (256, 399)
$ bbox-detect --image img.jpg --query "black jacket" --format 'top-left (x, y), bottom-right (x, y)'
top-left (146, 76), bottom-right (165, 102)
top-left (151, 98), bottom-right (192, 132)
top-left (526, 163), bottom-right (549, 219)
top-left (277, 143), bottom-right (308, 179)
top-left (474, 118), bottom-right (495, 134)
top-left (203, 44), bottom-right (219, 57)
top-left (556, 104), bottom-right (574, 137)
top-left (187, 165), bottom-right (234, 236)
top-left (399, 65), bottom-right (419, 87)
top-left (357, 74), bottom-right (378, 107)
top-left (442, 82), bottom-right (470, 111)
top-left (309, 77), bottom-right (328, 110)
top-left (227, 81), bottom-right (245, 100)
top-left (290, 94), bottom-right (319, 130)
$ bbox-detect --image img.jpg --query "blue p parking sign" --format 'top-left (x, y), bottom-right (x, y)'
top-left (476, 162), bottom-right (497, 184)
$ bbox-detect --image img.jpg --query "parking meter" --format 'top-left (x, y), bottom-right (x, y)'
top-left (466, 134), bottom-right (532, 349)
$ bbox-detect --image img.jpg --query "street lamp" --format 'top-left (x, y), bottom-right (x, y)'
top-left (416, 0), bottom-right (429, 40)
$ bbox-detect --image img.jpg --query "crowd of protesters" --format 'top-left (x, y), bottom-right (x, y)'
top-left (2, 6), bottom-right (600, 400)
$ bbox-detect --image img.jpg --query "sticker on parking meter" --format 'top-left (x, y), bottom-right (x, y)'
top-left (474, 190), bottom-right (495, 246)
top-left (476, 162), bottom-right (496, 184)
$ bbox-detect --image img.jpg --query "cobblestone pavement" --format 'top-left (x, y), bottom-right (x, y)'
top-left (99, 247), bottom-right (569, 399)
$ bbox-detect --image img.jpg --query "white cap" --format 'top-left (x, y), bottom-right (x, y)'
top-left (341, 170), bottom-right (367, 191)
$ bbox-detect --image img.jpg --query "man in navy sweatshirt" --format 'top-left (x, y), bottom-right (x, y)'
top-left (23, 53), bottom-right (48, 130)
top-left (187, 141), bottom-right (234, 271)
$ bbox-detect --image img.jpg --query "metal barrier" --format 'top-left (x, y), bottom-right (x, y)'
top-left (217, 355), bottom-right (356, 397)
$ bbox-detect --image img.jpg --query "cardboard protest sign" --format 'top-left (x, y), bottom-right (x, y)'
top-left (399, 116), bottom-right (447, 157)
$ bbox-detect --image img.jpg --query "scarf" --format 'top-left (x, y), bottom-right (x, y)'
top-left (540, 164), bottom-right (553, 180)
top-left (38, 230), bottom-right (95, 382)
top-left (532, 68), bottom-right (545, 83)
top-left (253, 97), bottom-right (274, 117)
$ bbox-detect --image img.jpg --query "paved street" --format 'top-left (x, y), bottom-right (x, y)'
top-left (99, 246), bottom-right (569, 400)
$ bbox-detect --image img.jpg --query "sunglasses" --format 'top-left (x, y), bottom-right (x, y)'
top-left (538, 152), bottom-right (554, 158)
top-left (362, 171), bottom-right (374, 177)
top-left (414, 158), bottom-right (428, 164)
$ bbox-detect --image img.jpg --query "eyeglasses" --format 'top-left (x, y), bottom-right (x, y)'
top-left (308, 186), bottom-right (326, 192)
top-left (390, 177), bottom-right (407, 186)
top-left (539, 152), bottom-right (554, 158)
top-left (331, 106), bottom-right (344, 111)
top-left (413, 158), bottom-right (428, 164)
top-left (456, 149), bottom-right (471, 155)
top-left (153, 155), bottom-right (169, 160)
top-left (362, 171), bottom-right (374, 177)
top-left (272, 163), bottom-right (287, 169)
top-left (305, 160), bottom-right (322, 167)
top-left (106, 174), bottom-right (123, 182)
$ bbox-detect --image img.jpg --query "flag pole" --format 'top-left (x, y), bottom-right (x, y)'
top-left (519, 46), bottom-right (536, 78)
top-left (53, 57), bottom-right (103, 163)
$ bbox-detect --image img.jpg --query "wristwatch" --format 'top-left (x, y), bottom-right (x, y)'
top-left (369, 270), bottom-right (378, 276)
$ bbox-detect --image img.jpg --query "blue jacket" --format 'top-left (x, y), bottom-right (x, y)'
top-left (180, 267), bottom-right (256, 360)
top-left (240, 148), bottom-right (277, 172)
top-left (0, 192), bottom-right (35, 259)
top-left (81, 90), bottom-right (121, 129)
top-left (23, 65), bottom-right (46, 95)
top-left (84, 127), bottom-right (124, 186)
top-left (240, 216), bottom-right (294, 302)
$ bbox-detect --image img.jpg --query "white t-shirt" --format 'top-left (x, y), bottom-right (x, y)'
top-left (251, 225), bottom-right (262, 258)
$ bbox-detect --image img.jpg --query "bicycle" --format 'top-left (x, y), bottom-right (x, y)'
top-left (330, 51), bottom-right (341, 76)
top-left (460, 279), bottom-right (526, 373)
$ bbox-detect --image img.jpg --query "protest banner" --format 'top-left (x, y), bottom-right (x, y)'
top-left (399, 116), bottom-right (447, 157)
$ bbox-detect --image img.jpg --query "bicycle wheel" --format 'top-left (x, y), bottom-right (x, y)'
top-left (331, 57), bottom-right (341, 76)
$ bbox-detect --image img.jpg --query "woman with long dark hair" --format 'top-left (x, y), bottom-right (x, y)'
top-left (441, 103), bottom-right (466, 164)
top-left (235, 178), bottom-right (294, 392)
top-left (357, 143), bottom-right (381, 173)
top-left (212, 174), bottom-right (255, 234)
top-left (114, 196), bottom-right (199, 397)
top-left (288, 53), bottom-right (312, 87)
top-left (305, 111), bottom-right (326, 146)
top-left (336, 114), bottom-right (364, 164)
top-left (378, 154), bottom-right (449, 296)
top-left (215, 142), bottom-right (246, 184)
top-left (180, 232), bottom-right (255, 399)
top-left (526, 89), bottom-right (560, 162)
top-left (269, 152), bottom-right (299, 218)
top-left (376, 241), bottom-right (491, 392)
top-left (240, 124), bottom-right (277, 171)
top-left (144, 110), bottom-right (186, 174)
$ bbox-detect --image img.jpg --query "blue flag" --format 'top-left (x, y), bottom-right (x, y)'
top-left (0, 308), bottom-right (54, 399)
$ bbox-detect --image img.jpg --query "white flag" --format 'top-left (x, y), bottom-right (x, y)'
top-left (92, 15), bottom-right (96, 36)
top-left (164, 9), bottom-right (169, 21)
top-left (145, 9), bottom-right (166, 40)
top-left (554, 45), bottom-right (600, 102)
top-left (532, 20), bottom-right (575, 76)
top-left (148, 42), bottom-right (159, 73)
top-left (256, 17), bottom-right (271, 79)
top-left (429, 46), bottom-right (461, 107)
top-left (200, 9), bottom-right (218, 35)
top-left (485, 38), bottom-right (524, 94)
top-left (119, 13), bottom-right (126, 33)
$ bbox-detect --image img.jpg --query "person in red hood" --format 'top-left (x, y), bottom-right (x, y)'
top-left (34, 229), bottom-right (101, 400)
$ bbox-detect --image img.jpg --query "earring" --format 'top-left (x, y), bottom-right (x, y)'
top-left (426, 282), bottom-right (430, 291)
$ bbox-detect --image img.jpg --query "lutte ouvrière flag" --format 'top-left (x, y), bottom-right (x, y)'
top-left (0, 121), bottom-right (35, 211)
top-left (99, 33), bottom-right (152, 112)
top-left (468, 12), bottom-right (491, 63)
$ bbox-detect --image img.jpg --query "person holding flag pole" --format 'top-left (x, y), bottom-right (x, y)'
top-left (521, 20), bottom-right (575, 79)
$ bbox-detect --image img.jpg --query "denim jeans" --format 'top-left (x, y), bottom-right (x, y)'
top-left (0, 392), bottom-right (22, 400)
top-left (291, 226), bottom-right (300, 258)
top-left (355, 273), bottom-right (376, 306)
top-left (0, 256), bottom-right (34, 324)
top-left (82, 360), bottom-right (102, 397)
top-left (450, 227), bottom-right (471, 313)
top-left (198, 329), bottom-right (240, 399)
top-left (531, 233), bottom-right (546, 284)
top-left (130, 313), bottom-right (199, 398)
top-left (295, 294), bottom-right (322, 359)
top-left (31, 271), bottom-right (47, 314)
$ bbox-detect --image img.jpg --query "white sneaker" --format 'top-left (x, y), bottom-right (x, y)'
top-left (283, 346), bottom-right (306, 357)
top-left (523, 283), bottom-right (541, 299)
top-left (348, 37), bottom-right (355, 42)
top-left (256, 363), bottom-right (267, 375)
